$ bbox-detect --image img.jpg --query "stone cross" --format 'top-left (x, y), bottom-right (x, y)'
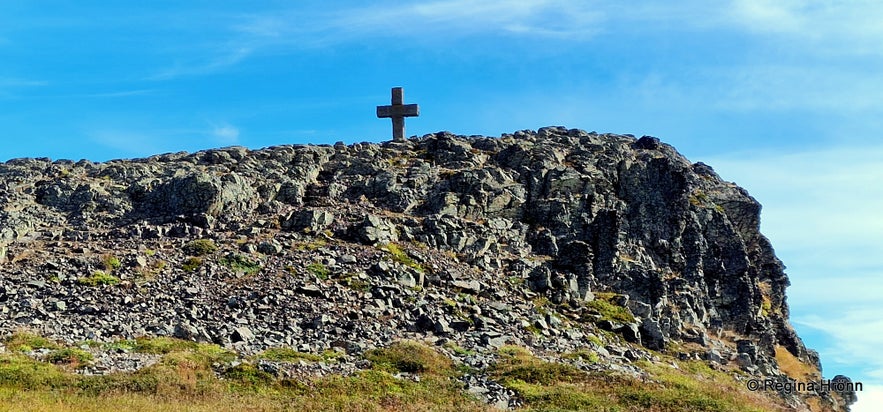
top-left (376, 87), bottom-right (419, 142)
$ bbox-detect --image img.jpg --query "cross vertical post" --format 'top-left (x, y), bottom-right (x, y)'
top-left (377, 87), bottom-right (419, 142)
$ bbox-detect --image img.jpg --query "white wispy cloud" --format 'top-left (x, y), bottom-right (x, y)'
top-left (211, 123), bottom-right (240, 145)
top-left (727, 0), bottom-right (883, 54)
top-left (149, 47), bottom-right (252, 80)
top-left (87, 129), bottom-right (167, 158)
top-left (237, 0), bottom-right (604, 43)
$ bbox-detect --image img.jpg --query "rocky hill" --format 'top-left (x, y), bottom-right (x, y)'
top-left (0, 127), bottom-right (856, 410)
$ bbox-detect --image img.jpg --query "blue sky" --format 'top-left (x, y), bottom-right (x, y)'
top-left (1, 1), bottom-right (881, 408)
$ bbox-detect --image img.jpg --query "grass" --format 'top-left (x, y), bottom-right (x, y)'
top-left (218, 254), bottom-right (261, 275)
top-left (100, 254), bottom-right (121, 272)
top-left (774, 345), bottom-right (819, 381)
top-left (292, 238), bottom-right (328, 252)
top-left (183, 239), bottom-right (218, 256)
top-left (365, 340), bottom-right (455, 376)
top-left (381, 243), bottom-right (425, 273)
top-left (4, 331), bottom-right (61, 352)
top-left (44, 348), bottom-right (94, 367)
top-left (306, 262), bottom-right (330, 280)
top-left (585, 293), bottom-right (635, 323)
top-left (339, 274), bottom-right (372, 292)
top-left (0, 331), bottom-right (803, 412)
top-left (562, 349), bottom-right (600, 364)
top-left (0, 335), bottom-right (487, 412)
top-left (182, 257), bottom-right (203, 273)
top-left (489, 346), bottom-right (788, 412)
top-left (77, 271), bottom-right (120, 287)
top-left (129, 337), bottom-right (236, 364)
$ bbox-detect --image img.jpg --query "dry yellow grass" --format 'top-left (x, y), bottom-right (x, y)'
top-left (775, 345), bottom-right (820, 381)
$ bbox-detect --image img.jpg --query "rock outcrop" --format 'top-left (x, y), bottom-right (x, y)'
top-left (0, 127), bottom-right (854, 410)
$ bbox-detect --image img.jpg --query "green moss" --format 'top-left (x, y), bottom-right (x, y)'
top-left (293, 238), bottom-right (328, 251)
top-left (182, 257), bottom-right (203, 273)
top-left (132, 337), bottom-right (235, 365)
top-left (442, 342), bottom-right (475, 357)
top-left (306, 262), bottom-right (330, 280)
top-left (4, 331), bottom-right (61, 352)
top-left (101, 254), bottom-right (121, 271)
top-left (183, 239), bottom-right (218, 256)
top-left (761, 295), bottom-right (773, 317)
top-left (563, 349), bottom-right (600, 364)
top-left (44, 348), bottom-right (94, 366)
top-left (219, 254), bottom-right (261, 275)
top-left (689, 190), bottom-right (710, 206)
top-left (491, 346), bottom-right (586, 386)
top-left (77, 271), bottom-right (120, 286)
top-left (0, 353), bottom-right (74, 389)
top-left (585, 294), bottom-right (635, 323)
top-left (223, 363), bottom-right (275, 388)
top-left (339, 275), bottom-right (371, 292)
top-left (382, 243), bottom-right (425, 273)
top-left (365, 341), bottom-right (454, 376)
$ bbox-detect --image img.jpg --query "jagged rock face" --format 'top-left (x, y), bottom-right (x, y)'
top-left (0, 127), bottom-right (850, 410)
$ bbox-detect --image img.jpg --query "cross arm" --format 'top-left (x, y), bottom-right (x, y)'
top-left (377, 104), bottom-right (420, 118)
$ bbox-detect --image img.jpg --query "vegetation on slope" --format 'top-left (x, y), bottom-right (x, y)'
top-left (0, 332), bottom-right (798, 412)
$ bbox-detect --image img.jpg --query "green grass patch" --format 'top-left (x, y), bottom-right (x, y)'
top-left (585, 294), bottom-right (635, 323)
top-left (562, 349), bottom-right (600, 364)
top-left (184, 239), bottom-right (219, 256)
top-left (339, 275), bottom-right (371, 292)
top-left (183, 257), bottom-right (203, 273)
top-left (293, 238), bottom-right (328, 252)
top-left (78, 270), bottom-right (120, 287)
top-left (219, 254), bottom-right (261, 275)
top-left (4, 331), bottom-right (61, 352)
top-left (365, 340), bottom-right (454, 376)
top-left (131, 337), bottom-right (236, 365)
top-left (381, 243), bottom-right (425, 273)
top-left (306, 262), bottom-right (330, 280)
top-left (44, 348), bottom-right (94, 367)
top-left (101, 254), bottom-right (121, 271)
top-left (223, 363), bottom-right (275, 389)
top-left (491, 347), bottom-right (781, 412)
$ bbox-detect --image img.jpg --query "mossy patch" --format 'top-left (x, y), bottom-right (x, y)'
top-left (365, 340), bottom-right (454, 376)
top-left (184, 239), bottom-right (218, 256)
top-left (585, 293), bottom-right (635, 323)
top-left (219, 254), bottom-right (261, 275)
top-left (4, 331), bottom-right (61, 352)
top-left (381, 243), bottom-right (425, 273)
top-left (182, 257), bottom-right (203, 272)
top-left (306, 262), bottom-right (330, 280)
top-left (44, 348), bottom-right (94, 367)
top-left (78, 271), bottom-right (120, 286)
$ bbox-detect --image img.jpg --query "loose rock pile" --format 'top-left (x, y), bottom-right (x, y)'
top-left (0, 127), bottom-right (854, 410)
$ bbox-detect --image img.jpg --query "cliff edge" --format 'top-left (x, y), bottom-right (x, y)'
top-left (0, 127), bottom-right (855, 410)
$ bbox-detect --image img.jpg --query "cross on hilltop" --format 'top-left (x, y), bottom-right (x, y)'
top-left (376, 87), bottom-right (419, 142)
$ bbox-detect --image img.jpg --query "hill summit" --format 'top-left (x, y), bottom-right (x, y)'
top-left (0, 127), bottom-right (855, 410)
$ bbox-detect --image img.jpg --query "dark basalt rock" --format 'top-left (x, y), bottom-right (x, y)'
top-left (0, 128), bottom-right (853, 411)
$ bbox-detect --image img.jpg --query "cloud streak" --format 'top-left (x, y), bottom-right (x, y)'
top-left (211, 123), bottom-right (240, 145)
